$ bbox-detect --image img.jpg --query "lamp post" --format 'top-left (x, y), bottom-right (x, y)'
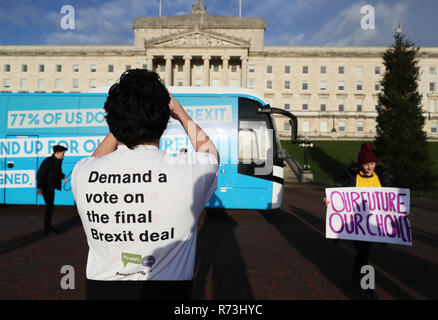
top-left (299, 135), bottom-right (313, 171)
top-left (331, 115), bottom-right (337, 132)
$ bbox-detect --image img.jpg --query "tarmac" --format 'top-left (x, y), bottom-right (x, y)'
top-left (0, 164), bottom-right (437, 300)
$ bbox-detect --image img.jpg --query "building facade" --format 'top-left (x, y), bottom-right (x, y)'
top-left (1, 0), bottom-right (438, 140)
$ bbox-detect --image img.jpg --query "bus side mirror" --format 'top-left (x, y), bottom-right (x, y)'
top-left (289, 118), bottom-right (297, 144)
top-left (257, 106), bottom-right (298, 144)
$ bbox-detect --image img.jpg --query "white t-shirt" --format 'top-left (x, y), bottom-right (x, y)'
top-left (71, 145), bottom-right (218, 281)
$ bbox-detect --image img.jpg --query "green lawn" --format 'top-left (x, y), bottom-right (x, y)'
top-left (281, 140), bottom-right (438, 193)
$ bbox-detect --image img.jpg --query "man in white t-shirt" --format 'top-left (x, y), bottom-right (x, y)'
top-left (71, 69), bottom-right (219, 300)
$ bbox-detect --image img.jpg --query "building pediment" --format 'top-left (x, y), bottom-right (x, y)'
top-left (145, 30), bottom-right (250, 48)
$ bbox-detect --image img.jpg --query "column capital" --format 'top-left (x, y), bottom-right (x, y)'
top-left (183, 55), bottom-right (192, 61)
top-left (221, 55), bottom-right (230, 61)
top-left (202, 55), bottom-right (211, 61)
top-left (164, 55), bottom-right (173, 61)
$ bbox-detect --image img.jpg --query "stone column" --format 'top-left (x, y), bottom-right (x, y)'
top-left (183, 55), bottom-right (191, 86)
top-left (202, 55), bottom-right (211, 86)
top-left (222, 55), bottom-right (230, 86)
top-left (165, 55), bottom-right (173, 86)
top-left (241, 56), bottom-right (248, 88)
top-left (146, 55), bottom-right (153, 71)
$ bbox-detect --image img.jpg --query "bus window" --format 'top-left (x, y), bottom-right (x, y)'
top-left (238, 128), bottom-right (259, 163)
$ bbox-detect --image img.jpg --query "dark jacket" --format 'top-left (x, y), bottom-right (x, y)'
top-left (342, 162), bottom-right (391, 188)
top-left (37, 155), bottom-right (65, 191)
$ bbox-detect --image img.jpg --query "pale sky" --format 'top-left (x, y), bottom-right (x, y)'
top-left (0, 0), bottom-right (436, 47)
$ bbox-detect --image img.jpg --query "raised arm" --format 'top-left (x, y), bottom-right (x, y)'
top-left (169, 96), bottom-right (219, 163)
top-left (91, 132), bottom-right (118, 157)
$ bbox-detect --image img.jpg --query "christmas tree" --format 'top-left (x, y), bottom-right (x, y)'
top-left (375, 27), bottom-right (436, 189)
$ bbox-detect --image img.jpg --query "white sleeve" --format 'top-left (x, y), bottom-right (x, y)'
top-left (71, 157), bottom-right (93, 200)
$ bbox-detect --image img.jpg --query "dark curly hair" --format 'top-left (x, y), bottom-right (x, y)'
top-left (104, 69), bottom-right (170, 149)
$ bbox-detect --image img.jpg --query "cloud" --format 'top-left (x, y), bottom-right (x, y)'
top-left (44, 31), bottom-right (130, 46)
top-left (287, 1), bottom-right (410, 46)
top-left (288, 34), bottom-right (304, 46)
top-left (242, 0), bottom-right (344, 46)
top-left (43, 0), bottom-right (158, 45)
top-left (1, 0), bottom-right (436, 47)
top-left (0, 1), bottom-right (59, 43)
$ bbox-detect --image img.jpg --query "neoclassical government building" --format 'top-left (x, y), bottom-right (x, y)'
top-left (1, 0), bottom-right (438, 139)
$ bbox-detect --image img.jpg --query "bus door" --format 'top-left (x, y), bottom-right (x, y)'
top-left (232, 97), bottom-right (284, 209)
top-left (4, 135), bottom-right (39, 204)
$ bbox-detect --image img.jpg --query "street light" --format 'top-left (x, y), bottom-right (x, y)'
top-left (331, 115), bottom-right (337, 132)
top-left (299, 135), bottom-right (313, 171)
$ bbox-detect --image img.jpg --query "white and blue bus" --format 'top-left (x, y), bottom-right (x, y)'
top-left (0, 87), bottom-right (297, 209)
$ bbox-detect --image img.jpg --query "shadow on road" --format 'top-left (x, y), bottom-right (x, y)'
top-left (284, 205), bottom-right (437, 299)
top-left (0, 216), bottom-right (81, 256)
top-left (192, 207), bottom-right (254, 299)
top-left (410, 227), bottom-right (438, 248)
top-left (261, 207), bottom-right (365, 299)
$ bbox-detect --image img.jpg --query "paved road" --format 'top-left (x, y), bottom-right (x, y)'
top-left (0, 180), bottom-right (437, 300)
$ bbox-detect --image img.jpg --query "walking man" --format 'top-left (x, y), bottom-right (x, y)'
top-left (37, 145), bottom-right (69, 236)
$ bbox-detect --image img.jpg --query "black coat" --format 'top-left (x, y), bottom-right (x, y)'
top-left (36, 155), bottom-right (65, 191)
top-left (342, 162), bottom-right (391, 188)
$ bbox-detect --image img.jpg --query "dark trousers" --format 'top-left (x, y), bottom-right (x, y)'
top-left (42, 189), bottom-right (55, 232)
top-left (352, 240), bottom-right (373, 279)
top-left (86, 279), bottom-right (193, 300)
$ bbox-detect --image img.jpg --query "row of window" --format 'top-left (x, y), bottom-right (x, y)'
top-left (1, 78), bottom-right (241, 90)
top-left (1, 63), bottom-right (241, 74)
top-left (260, 65), bottom-right (438, 76)
top-left (262, 65), bottom-right (382, 76)
top-left (283, 97), bottom-right (372, 112)
top-left (272, 95), bottom-right (437, 112)
top-left (286, 120), bottom-right (367, 133)
top-left (282, 99), bottom-right (438, 113)
top-left (261, 80), bottom-right (381, 91)
top-left (1, 64), bottom-right (146, 73)
top-left (284, 121), bottom-right (438, 133)
top-left (173, 79), bottom-right (239, 87)
top-left (2, 78), bottom-right (114, 90)
top-left (259, 80), bottom-right (438, 92)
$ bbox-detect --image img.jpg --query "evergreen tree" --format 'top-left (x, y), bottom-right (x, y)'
top-left (375, 29), bottom-right (436, 189)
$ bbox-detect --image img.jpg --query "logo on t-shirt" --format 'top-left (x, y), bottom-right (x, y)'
top-left (141, 255), bottom-right (156, 267)
top-left (121, 252), bottom-right (155, 268)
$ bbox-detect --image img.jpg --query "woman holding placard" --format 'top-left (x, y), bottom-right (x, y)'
top-left (323, 143), bottom-right (389, 298)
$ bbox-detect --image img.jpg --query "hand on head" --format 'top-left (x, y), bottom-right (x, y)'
top-left (168, 93), bottom-right (187, 121)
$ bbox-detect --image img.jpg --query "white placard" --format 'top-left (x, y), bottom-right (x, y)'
top-left (325, 187), bottom-right (412, 246)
